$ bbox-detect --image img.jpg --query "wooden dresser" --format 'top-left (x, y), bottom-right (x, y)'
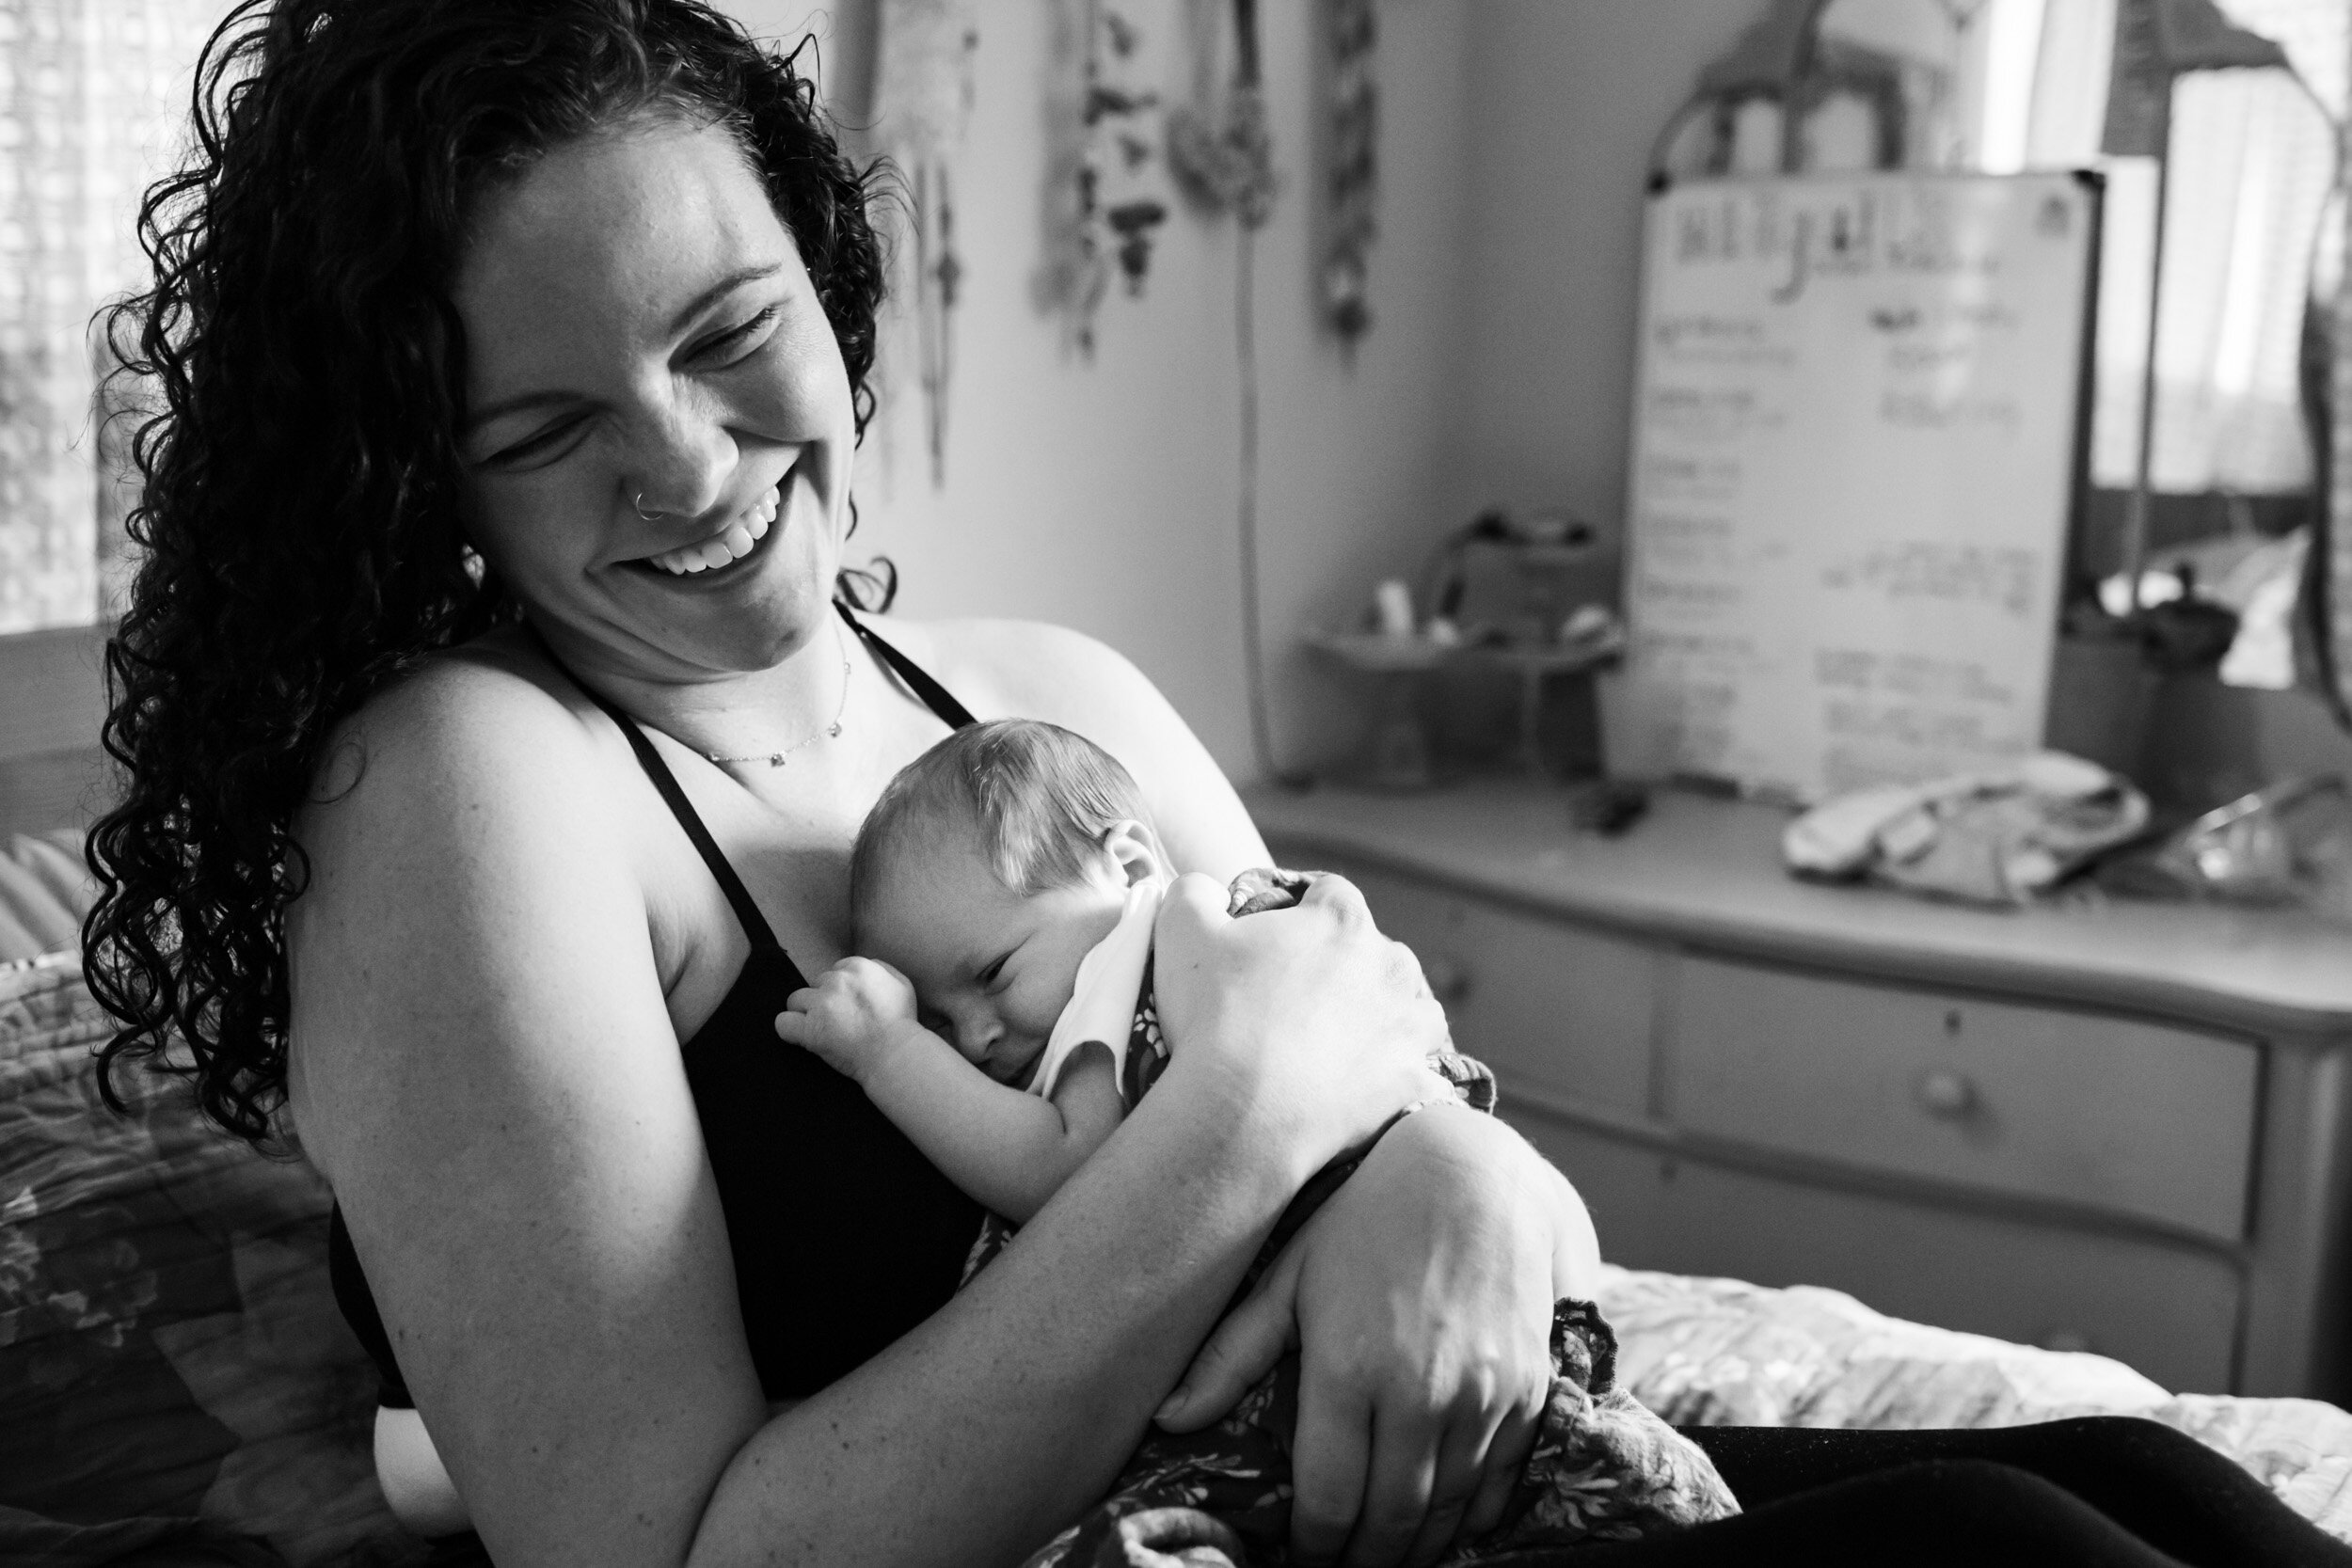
top-left (1249, 780), bottom-right (2352, 1402)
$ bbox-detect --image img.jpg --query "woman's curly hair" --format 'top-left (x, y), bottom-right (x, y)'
top-left (85, 0), bottom-right (892, 1144)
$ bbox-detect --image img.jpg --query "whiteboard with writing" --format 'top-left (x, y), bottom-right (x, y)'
top-left (1608, 171), bottom-right (2096, 802)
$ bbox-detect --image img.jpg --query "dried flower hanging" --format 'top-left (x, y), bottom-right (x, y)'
top-left (1322, 0), bottom-right (1377, 345)
top-left (866, 0), bottom-right (977, 486)
top-left (1168, 0), bottom-right (1277, 229)
top-left (1038, 0), bottom-right (1170, 355)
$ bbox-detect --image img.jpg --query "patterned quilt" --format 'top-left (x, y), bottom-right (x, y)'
top-left (1599, 1265), bottom-right (2352, 1541)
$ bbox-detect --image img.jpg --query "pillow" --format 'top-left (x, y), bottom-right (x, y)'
top-left (11, 832), bottom-right (97, 921)
top-left (0, 954), bottom-right (425, 1567)
top-left (0, 855), bottom-right (77, 958)
top-left (0, 905), bottom-right (43, 967)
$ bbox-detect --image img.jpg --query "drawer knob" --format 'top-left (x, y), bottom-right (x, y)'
top-left (1915, 1067), bottom-right (1976, 1118)
top-left (1422, 956), bottom-right (1473, 1006)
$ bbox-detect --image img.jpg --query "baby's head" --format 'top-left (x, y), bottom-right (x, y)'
top-left (850, 720), bottom-right (1167, 1085)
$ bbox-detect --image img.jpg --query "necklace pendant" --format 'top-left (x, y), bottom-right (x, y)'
top-left (827, 721), bottom-right (843, 737)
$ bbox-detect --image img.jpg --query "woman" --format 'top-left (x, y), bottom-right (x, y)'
top-left (89, 5), bottom-right (1591, 1564)
top-left (84, 4), bottom-right (2352, 1567)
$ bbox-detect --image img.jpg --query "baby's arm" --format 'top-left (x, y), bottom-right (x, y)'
top-left (777, 961), bottom-right (1125, 1223)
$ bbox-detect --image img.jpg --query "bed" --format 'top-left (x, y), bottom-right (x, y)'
top-left (1, 626), bottom-right (2346, 1566)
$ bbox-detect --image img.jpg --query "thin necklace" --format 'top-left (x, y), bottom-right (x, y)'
top-left (706, 621), bottom-right (853, 768)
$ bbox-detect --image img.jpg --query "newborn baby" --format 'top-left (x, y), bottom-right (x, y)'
top-left (778, 720), bottom-right (1735, 1564)
top-left (777, 718), bottom-right (1184, 1225)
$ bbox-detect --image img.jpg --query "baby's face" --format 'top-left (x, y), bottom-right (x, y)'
top-left (858, 832), bottom-right (1130, 1085)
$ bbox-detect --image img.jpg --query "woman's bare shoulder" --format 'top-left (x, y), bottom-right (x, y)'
top-left (286, 632), bottom-right (660, 1172)
top-left (302, 630), bottom-right (610, 829)
top-left (289, 628), bottom-right (640, 984)
top-left (872, 615), bottom-right (1269, 878)
top-left (866, 615), bottom-right (1156, 729)
top-left (331, 626), bottom-right (592, 753)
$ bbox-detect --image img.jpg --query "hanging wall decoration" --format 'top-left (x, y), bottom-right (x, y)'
top-left (1168, 0), bottom-right (1276, 228)
top-left (1038, 0), bottom-right (1171, 356)
top-left (2328, 146), bottom-right (2352, 721)
top-left (867, 0), bottom-right (977, 486)
top-left (1320, 0), bottom-right (1377, 347)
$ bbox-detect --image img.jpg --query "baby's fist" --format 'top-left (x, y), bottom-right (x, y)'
top-left (776, 958), bottom-right (919, 1082)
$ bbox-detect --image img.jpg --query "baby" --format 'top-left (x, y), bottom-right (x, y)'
top-left (777, 718), bottom-right (1178, 1225)
top-left (778, 720), bottom-right (1736, 1564)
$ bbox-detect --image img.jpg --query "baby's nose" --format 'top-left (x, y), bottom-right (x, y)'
top-left (954, 1011), bottom-right (1003, 1061)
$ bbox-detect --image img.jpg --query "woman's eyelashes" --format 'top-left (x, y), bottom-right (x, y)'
top-left (483, 415), bottom-right (589, 469)
top-left (694, 304), bottom-right (781, 367)
top-left (472, 305), bottom-right (785, 470)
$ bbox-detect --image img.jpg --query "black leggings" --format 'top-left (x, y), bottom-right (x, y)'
top-left (1485, 1417), bottom-right (2352, 1567)
top-left (419, 1417), bottom-right (2348, 1566)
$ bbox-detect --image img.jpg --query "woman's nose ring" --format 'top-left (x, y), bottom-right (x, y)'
top-left (633, 492), bottom-right (663, 521)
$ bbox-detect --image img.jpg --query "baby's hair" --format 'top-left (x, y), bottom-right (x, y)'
top-left (850, 720), bottom-right (1149, 926)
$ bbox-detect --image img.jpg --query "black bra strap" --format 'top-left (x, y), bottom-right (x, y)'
top-left (525, 626), bottom-right (786, 954)
top-left (836, 602), bottom-right (977, 730)
top-left (524, 607), bottom-right (979, 951)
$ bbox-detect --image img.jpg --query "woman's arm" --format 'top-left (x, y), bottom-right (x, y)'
top-left (288, 664), bottom-right (1443, 1568)
top-left (1155, 1107), bottom-right (1603, 1565)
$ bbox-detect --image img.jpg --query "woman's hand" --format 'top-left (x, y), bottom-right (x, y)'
top-left (1152, 871), bottom-right (1451, 1172)
top-left (1154, 1108), bottom-right (1598, 1568)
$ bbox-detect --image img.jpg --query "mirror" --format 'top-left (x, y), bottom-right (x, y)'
top-left (1657, 0), bottom-right (2347, 698)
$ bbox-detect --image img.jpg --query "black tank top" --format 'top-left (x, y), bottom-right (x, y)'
top-left (326, 604), bottom-right (987, 1404)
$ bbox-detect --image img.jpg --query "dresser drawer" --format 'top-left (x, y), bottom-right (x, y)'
top-left (1672, 958), bottom-right (2259, 1242)
top-left (1635, 1155), bottom-right (2244, 1395)
top-left (1309, 859), bottom-right (1657, 1119)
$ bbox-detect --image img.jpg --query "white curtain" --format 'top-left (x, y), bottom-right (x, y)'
top-left (2012, 0), bottom-right (2345, 496)
top-left (0, 1), bottom-right (217, 634)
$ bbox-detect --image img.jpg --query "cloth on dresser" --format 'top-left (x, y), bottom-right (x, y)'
top-left (964, 868), bottom-right (1739, 1568)
top-left (1781, 751), bottom-right (2150, 906)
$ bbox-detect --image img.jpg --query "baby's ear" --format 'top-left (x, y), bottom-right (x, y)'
top-left (1101, 818), bottom-right (1168, 887)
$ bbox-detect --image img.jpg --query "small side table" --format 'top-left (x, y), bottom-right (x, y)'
top-left (1304, 631), bottom-right (1619, 786)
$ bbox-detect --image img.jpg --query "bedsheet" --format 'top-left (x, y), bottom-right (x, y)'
top-left (1599, 1264), bottom-right (2352, 1540)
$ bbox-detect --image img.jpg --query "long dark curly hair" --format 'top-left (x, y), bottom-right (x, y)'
top-left (85, 0), bottom-right (892, 1145)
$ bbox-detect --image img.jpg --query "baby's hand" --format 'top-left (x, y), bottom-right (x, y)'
top-left (776, 958), bottom-right (923, 1084)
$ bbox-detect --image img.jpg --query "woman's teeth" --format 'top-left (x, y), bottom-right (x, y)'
top-left (644, 487), bottom-right (779, 576)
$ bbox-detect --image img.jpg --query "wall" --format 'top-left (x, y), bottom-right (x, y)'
top-left (1453, 2), bottom-right (1770, 531)
top-left (728, 1), bottom-right (1481, 782)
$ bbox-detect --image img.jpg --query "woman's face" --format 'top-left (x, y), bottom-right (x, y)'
top-left (452, 118), bottom-right (855, 682)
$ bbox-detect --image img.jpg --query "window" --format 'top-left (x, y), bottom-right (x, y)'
top-left (0, 1), bottom-right (219, 634)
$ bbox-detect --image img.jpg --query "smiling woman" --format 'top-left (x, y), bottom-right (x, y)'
top-left (74, 5), bottom-right (1599, 1567)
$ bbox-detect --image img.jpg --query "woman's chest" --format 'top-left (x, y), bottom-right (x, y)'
top-left (625, 778), bottom-right (863, 1044)
top-left (602, 673), bottom-right (975, 1043)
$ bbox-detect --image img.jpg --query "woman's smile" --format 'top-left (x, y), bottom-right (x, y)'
top-left (631, 481), bottom-right (782, 578)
